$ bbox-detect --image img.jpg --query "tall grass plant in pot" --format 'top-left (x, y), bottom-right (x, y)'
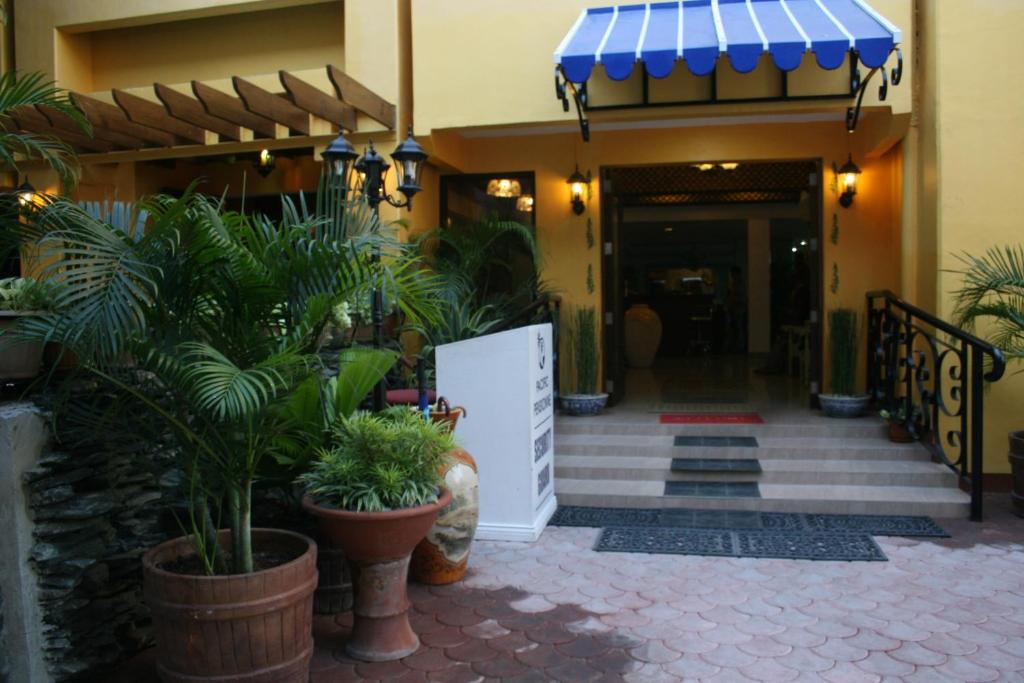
top-left (819, 308), bottom-right (870, 417)
top-left (952, 246), bottom-right (1024, 516)
top-left (561, 305), bottom-right (608, 415)
top-left (300, 409), bottom-right (455, 661)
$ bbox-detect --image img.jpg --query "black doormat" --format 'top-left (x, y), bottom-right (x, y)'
top-left (549, 505), bottom-right (949, 538)
top-left (594, 526), bottom-right (887, 562)
top-left (671, 458), bottom-right (762, 473)
top-left (674, 436), bottom-right (759, 448)
top-left (664, 480), bottom-right (762, 498)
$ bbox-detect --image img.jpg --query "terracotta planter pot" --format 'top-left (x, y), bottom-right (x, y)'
top-left (411, 448), bottom-right (480, 585)
top-left (303, 490), bottom-right (451, 662)
top-left (624, 303), bottom-right (662, 368)
top-left (888, 422), bottom-right (916, 443)
top-left (142, 528), bottom-right (317, 683)
top-left (0, 311), bottom-right (45, 380)
top-left (1010, 431), bottom-right (1024, 518)
top-left (429, 399), bottom-right (465, 433)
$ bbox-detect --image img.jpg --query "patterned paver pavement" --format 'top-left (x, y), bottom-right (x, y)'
top-left (117, 495), bottom-right (1024, 681)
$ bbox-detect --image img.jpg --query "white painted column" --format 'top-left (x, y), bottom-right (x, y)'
top-left (747, 218), bottom-right (772, 354)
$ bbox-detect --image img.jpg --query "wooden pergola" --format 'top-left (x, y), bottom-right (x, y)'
top-left (10, 64), bottom-right (394, 158)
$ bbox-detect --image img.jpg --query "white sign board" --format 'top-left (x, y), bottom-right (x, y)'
top-left (436, 323), bottom-right (556, 542)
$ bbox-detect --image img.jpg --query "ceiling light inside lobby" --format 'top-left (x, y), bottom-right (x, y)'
top-left (487, 178), bottom-right (522, 198)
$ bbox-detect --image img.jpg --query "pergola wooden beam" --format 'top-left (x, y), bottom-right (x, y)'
top-left (112, 89), bottom-right (210, 145)
top-left (192, 81), bottom-right (281, 139)
top-left (154, 83), bottom-right (242, 142)
top-left (327, 65), bottom-right (395, 129)
top-left (70, 93), bottom-right (177, 147)
top-left (11, 108), bottom-right (115, 153)
top-left (232, 77), bottom-right (310, 135)
top-left (279, 70), bottom-right (357, 132)
top-left (39, 105), bottom-right (144, 150)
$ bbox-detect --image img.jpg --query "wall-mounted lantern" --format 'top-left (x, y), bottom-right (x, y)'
top-left (567, 165), bottom-right (591, 215)
top-left (834, 154), bottom-right (861, 208)
top-left (256, 149), bottom-right (275, 177)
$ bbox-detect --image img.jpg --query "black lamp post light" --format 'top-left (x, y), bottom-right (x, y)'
top-left (567, 164), bottom-right (591, 215)
top-left (321, 125), bottom-right (428, 409)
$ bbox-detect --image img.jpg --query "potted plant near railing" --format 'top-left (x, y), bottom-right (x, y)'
top-left (300, 408), bottom-right (454, 661)
top-left (819, 308), bottom-right (870, 417)
top-left (879, 406), bottom-right (918, 443)
top-left (952, 245), bottom-right (1024, 517)
top-left (22, 180), bottom-right (440, 681)
top-left (0, 277), bottom-right (54, 380)
top-left (561, 305), bottom-right (608, 415)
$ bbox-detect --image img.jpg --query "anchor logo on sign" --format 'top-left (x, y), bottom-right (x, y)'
top-left (538, 333), bottom-right (546, 370)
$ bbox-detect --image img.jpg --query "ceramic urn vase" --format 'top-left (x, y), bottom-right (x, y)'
top-left (624, 303), bottom-right (662, 368)
top-left (410, 447), bottom-right (480, 584)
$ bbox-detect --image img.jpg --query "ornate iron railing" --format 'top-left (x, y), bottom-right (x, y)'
top-left (866, 290), bottom-right (1006, 521)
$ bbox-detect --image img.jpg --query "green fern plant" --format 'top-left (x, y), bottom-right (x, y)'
top-left (20, 181), bottom-right (442, 574)
top-left (952, 246), bottom-right (1024, 365)
top-left (299, 408), bottom-right (455, 512)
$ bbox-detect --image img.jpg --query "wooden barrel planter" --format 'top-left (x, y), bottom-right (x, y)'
top-left (314, 535), bottom-right (353, 614)
top-left (142, 528), bottom-right (317, 683)
top-left (1010, 431), bottom-right (1024, 518)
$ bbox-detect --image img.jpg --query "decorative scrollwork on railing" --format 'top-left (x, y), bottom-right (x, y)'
top-left (867, 291), bottom-right (1007, 521)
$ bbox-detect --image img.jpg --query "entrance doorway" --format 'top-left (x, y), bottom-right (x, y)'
top-left (600, 161), bottom-right (822, 408)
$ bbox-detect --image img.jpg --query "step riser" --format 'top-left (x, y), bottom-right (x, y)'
top-left (557, 445), bottom-right (932, 461)
top-left (554, 491), bottom-right (969, 517)
top-left (554, 467), bottom-right (954, 487)
top-left (557, 423), bottom-right (889, 438)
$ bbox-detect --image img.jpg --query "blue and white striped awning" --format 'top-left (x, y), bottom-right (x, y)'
top-left (554, 0), bottom-right (902, 83)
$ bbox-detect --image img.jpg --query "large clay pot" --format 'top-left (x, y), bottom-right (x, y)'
top-left (819, 393), bottom-right (870, 418)
top-left (142, 528), bottom-right (317, 683)
top-left (624, 303), bottom-right (662, 368)
top-left (410, 448), bottom-right (480, 585)
top-left (0, 311), bottom-right (45, 380)
top-left (303, 489), bottom-right (451, 662)
top-left (1010, 431), bottom-right (1024, 518)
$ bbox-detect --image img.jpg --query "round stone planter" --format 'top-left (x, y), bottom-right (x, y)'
top-left (819, 393), bottom-right (870, 418)
top-left (142, 528), bottom-right (317, 683)
top-left (303, 490), bottom-right (451, 662)
top-left (0, 311), bottom-right (45, 381)
top-left (561, 393), bottom-right (609, 416)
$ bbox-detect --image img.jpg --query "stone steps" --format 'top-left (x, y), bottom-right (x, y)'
top-left (554, 478), bottom-right (971, 517)
top-left (554, 454), bottom-right (956, 487)
top-left (552, 414), bottom-right (970, 518)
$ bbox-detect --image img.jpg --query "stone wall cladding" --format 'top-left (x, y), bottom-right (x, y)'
top-left (25, 410), bottom-right (178, 681)
top-left (0, 585), bottom-right (8, 683)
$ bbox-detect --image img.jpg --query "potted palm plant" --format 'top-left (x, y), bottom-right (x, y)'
top-left (300, 409), bottom-right (454, 661)
top-left (819, 308), bottom-right (870, 417)
top-left (561, 305), bottom-right (608, 415)
top-left (952, 245), bottom-right (1024, 516)
top-left (24, 178), bottom-right (440, 681)
top-left (0, 277), bottom-right (54, 380)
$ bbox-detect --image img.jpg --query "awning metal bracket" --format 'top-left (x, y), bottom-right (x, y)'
top-left (555, 66), bottom-right (590, 142)
top-left (847, 48), bottom-right (903, 132)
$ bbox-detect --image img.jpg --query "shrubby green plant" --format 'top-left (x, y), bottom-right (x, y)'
top-left (20, 178), bottom-right (441, 574)
top-left (300, 408), bottom-right (455, 512)
top-left (952, 245), bottom-right (1024, 366)
top-left (0, 276), bottom-right (56, 311)
top-left (563, 305), bottom-right (598, 394)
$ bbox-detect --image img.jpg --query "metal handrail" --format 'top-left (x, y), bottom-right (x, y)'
top-left (866, 290), bottom-right (1007, 521)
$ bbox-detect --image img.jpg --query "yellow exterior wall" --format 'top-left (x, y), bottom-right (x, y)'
top-left (410, 0), bottom-right (913, 135)
top-left (925, 1), bottom-right (1024, 475)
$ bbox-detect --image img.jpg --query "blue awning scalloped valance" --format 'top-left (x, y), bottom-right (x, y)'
top-left (554, 0), bottom-right (902, 84)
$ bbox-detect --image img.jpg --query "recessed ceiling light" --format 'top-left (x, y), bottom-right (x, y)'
top-left (664, 227), bottom-right (674, 233)
top-left (720, 162), bottom-right (739, 170)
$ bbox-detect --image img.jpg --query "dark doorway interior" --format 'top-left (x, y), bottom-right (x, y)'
top-left (601, 161), bottom-right (822, 406)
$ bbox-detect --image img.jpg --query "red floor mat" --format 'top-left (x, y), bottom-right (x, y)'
top-left (659, 413), bottom-right (764, 424)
